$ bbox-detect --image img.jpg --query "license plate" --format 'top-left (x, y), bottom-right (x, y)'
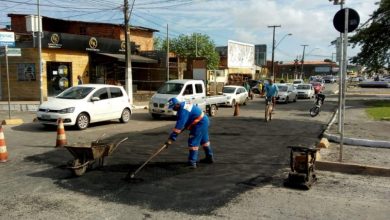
top-left (41, 114), bottom-right (51, 119)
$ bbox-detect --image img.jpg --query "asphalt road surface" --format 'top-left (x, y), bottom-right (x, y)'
top-left (1, 84), bottom-right (389, 219)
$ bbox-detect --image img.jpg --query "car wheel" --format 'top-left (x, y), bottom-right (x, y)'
top-left (76, 113), bottom-right (89, 130)
top-left (120, 108), bottom-right (131, 123)
top-left (151, 113), bottom-right (161, 119)
top-left (243, 97), bottom-right (249, 106)
top-left (293, 95), bottom-right (297, 102)
top-left (285, 96), bottom-right (289, 103)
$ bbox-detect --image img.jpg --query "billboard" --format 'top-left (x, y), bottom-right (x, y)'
top-left (228, 40), bottom-right (255, 68)
top-left (255, 44), bottom-right (267, 66)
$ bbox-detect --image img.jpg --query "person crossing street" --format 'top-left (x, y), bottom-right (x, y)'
top-left (165, 98), bottom-right (214, 169)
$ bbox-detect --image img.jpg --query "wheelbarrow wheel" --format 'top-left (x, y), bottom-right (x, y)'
top-left (72, 159), bottom-right (88, 176)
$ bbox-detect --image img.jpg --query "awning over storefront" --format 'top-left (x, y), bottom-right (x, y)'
top-left (98, 53), bottom-right (158, 64)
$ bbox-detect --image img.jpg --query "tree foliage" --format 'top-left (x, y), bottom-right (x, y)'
top-left (154, 33), bottom-right (220, 70)
top-left (349, 0), bottom-right (390, 72)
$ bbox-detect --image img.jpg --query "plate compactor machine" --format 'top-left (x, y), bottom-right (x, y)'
top-left (284, 146), bottom-right (319, 190)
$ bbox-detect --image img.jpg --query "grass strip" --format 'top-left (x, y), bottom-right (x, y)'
top-left (365, 100), bottom-right (390, 120)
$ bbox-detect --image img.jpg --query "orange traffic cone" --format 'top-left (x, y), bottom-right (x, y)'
top-left (0, 125), bottom-right (8, 163)
top-left (55, 118), bottom-right (67, 148)
top-left (233, 103), bottom-right (240, 116)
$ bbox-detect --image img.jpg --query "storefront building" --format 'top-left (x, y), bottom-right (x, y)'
top-left (0, 14), bottom-right (160, 101)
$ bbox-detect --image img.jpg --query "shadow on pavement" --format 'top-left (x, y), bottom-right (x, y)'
top-left (25, 115), bottom-right (325, 215)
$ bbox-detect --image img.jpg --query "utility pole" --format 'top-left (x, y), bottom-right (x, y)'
top-left (300, 44), bottom-right (308, 79)
top-left (124, 0), bottom-right (134, 105)
top-left (166, 24), bottom-right (169, 81)
top-left (268, 25), bottom-right (281, 81)
top-left (37, 0), bottom-right (43, 103)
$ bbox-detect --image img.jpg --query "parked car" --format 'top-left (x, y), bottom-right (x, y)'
top-left (323, 75), bottom-right (336, 83)
top-left (36, 84), bottom-right (132, 130)
top-left (222, 85), bottom-right (249, 106)
top-left (292, 79), bottom-right (304, 88)
top-left (296, 84), bottom-right (315, 99)
top-left (311, 82), bottom-right (324, 94)
top-left (275, 84), bottom-right (297, 103)
top-left (250, 80), bottom-right (264, 94)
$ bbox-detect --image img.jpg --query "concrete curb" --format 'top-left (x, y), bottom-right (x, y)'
top-left (323, 132), bottom-right (390, 148)
top-left (316, 160), bottom-right (390, 177)
top-left (322, 108), bottom-right (390, 149)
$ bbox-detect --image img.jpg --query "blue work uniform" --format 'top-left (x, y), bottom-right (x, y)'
top-left (169, 102), bottom-right (213, 166)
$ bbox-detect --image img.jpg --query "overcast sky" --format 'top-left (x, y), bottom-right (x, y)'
top-left (0, 0), bottom-right (379, 62)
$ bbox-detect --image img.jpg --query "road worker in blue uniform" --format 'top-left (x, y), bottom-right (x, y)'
top-left (165, 97), bottom-right (214, 169)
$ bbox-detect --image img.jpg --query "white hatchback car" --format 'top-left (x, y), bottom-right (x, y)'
top-left (36, 84), bottom-right (132, 130)
top-left (222, 85), bottom-right (249, 106)
top-left (296, 84), bottom-right (315, 99)
top-left (276, 84), bottom-right (297, 103)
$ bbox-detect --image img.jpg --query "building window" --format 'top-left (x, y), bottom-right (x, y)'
top-left (17, 63), bottom-right (36, 81)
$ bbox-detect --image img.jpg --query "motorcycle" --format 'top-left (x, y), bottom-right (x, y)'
top-left (309, 93), bottom-right (325, 117)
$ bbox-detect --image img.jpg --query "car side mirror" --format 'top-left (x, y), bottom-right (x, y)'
top-left (91, 97), bottom-right (100, 102)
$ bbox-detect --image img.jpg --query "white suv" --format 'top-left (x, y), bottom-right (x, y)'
top-left (37, 84), bottom-right (132, 130)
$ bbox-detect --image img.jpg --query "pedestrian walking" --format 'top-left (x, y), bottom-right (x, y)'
top-left (165, 98), bottom-right (214, 169)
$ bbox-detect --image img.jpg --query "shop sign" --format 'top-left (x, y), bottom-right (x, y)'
top-left (48, 33), bottom-right (62, 48)
top-left (0, 32), bottom-right (15, 47)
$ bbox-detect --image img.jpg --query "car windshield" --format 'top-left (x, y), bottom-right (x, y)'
top-left (297, 85), bottom-right (310, 90)
top-left (56, 86), bottom-right (94, 99)
top-left (222, 87), bottom-right (236, 93)
top-left (293, 80), bottom-right (302, 84)
top-left (157, 83), bottom-right (184, 94)
top-left (277, 85), bottom-right (288, 92)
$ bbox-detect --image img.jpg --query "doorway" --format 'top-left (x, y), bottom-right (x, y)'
top-left (46, 62), bottom-right (72, 96)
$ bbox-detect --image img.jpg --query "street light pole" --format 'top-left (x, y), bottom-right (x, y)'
top-left (268, 25), bottom-right (281, 80)
top-left (300, 44), bottom-right (308, 79)
top-left (124, 0), bottom-right (135, 105)
top-left (37, 0), bottom-right (43, 104)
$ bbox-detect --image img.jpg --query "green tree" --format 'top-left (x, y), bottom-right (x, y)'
top-left (153, 36), bottom-right (164, 51)
top-left (350, 0), bottom-right (390, 72)
top-left (162, 33), bottom-right (220, 70)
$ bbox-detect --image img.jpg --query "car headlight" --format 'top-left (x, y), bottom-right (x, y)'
top-left (227, 96), bottom-right (231, 100)
top-left (58, 107), bottom-right (75, 114)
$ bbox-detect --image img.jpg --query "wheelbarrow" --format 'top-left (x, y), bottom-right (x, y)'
top-left (64, 137), bottom-right (128, 176)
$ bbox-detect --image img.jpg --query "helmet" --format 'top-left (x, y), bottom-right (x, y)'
top-left (168, 97), bottom-right (181, 109)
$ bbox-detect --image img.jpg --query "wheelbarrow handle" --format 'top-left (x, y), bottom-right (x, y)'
top-left (127, 144), bottom-right (168, 179)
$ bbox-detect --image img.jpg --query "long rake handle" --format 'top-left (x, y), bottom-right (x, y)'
top-left (128, 144), bottom-right (167, 178)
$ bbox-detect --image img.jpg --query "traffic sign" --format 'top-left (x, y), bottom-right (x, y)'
top-left (0, 47), bottom-right (21, 57)
top-left (333, 8), bottom-right (360, 33)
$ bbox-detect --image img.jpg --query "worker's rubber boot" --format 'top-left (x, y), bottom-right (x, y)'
top-left (188, 150), bottom-right (198, 169)
top-left (200, 146), bottom-right (214, 164)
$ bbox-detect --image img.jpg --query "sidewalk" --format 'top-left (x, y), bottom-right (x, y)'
top-left (319, 88), bottom-right (390, 169)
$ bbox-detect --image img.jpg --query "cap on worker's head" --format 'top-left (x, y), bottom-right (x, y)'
top-left (168, 97), bottom-right (181, 109)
